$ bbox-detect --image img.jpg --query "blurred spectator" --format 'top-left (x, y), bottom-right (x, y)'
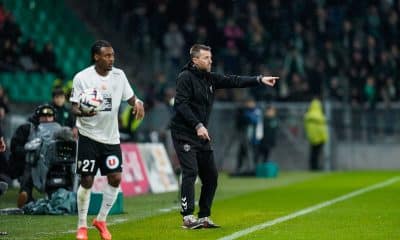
top-left (247, 29), bottom-right (267, 71)
top-left (383, 10), bottom-right (399, 47)
top-left (340, 20), bottom-right (355, 50)
top-left (222, 41), bottom-right (241, 74)
top-left (258, 105), bottom-right (278, 163)
top-left (19, 39), bottom-right (40, 72)
top-left (163, 22), bottom-right (185, 81)
top-left (0, 85), bottom-right (9, 193)
top-left (235, 98), bottom-right (262, 174)
top-left (39, 42), bottom-right (63, 77)
top-left (0, 14), bottom-right (21, 43)
top-left (194, 25), bottom-right (209, 45)
top-left (363, 76), bottom-right (377, 142)
top-left (0, 2), bottom-right (7, 25)
top-left (0, 39), bottom-right (19, 71)
top-left (0, 125), bottom-right (7, 196)
top-left (288, 73), bottom-right (309, 101)
top-left (0, 85), bottom-right (9, 119)
top-left (223, 18), bottom-right (244, 50)
top-left (283, 44), bottom-right (305, 78)
top-left (182, 16), bottom-right (197, 51)
top-left (329, 76), bottom-right (345, 101)
top-left (50, 87), bottom-right (77, 138)
top-left (304, 97), bottom-right (328, 170)
top-left (131, 4), bottom-right (150, 55)
top-left (381, 77), bottom-right (396, 136)
top-left (322, 40), bottom-right (341, 77)
top-left (364, 5), bottom-right (381, 39)
top-left (149, 3), bottom-right (168, 49)
top-left (364, 76), bottom-right (377, 110)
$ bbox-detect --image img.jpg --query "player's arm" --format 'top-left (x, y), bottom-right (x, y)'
top-left (127, 96), bottom-right (145, 120)
top-left (121, 69), bottom-right (144, 120)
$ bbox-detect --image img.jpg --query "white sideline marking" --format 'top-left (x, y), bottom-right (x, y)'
top-left (218, 177), bottom-right (399, 240)
top-left (159, 206), bottom-right (180, 212)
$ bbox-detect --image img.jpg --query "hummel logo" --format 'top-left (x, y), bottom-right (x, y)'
top-left (181, 197), bottom-right (188, 210)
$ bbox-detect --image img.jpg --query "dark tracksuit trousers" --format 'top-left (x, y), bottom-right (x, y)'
top-left (310, 143), bottom-right (324, 170)
top-left (172, 131), bottom-right (218, 218)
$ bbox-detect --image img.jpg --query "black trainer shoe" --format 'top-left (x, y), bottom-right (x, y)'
top-left (199, 217), bottom-right (220, 228)
top-left (182, 215), bottom-right (203, 229)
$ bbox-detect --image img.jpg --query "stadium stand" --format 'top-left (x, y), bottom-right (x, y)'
top-left (0, 0), bottom-right (94, 103)
top-left (74, 0), bottom-right (400, 105)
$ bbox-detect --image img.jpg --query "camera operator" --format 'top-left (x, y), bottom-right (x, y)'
top-left (9, 104), bottom-right (59, 208)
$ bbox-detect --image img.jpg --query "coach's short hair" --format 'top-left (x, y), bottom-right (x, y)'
top-left (190, 44), bottom-right (211, 59)
top-left (91, 40), bottom-right (112, 63)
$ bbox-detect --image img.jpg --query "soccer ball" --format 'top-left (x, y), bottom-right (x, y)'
top-left (79, 88), bottom-right (104, 113)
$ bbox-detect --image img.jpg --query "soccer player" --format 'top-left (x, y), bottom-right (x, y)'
top-left (70, 40), bottom-right (144, 240)
top-left (170, 44), bottom-right (278, 229)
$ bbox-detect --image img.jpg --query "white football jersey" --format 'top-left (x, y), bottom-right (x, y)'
top-left (70, 65), bottom-right (134, 144)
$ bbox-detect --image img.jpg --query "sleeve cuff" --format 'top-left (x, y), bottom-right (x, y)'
top-left (257, 75), bottom-right (263, 84)
top-left (195, 123), bottom-right (204, 130)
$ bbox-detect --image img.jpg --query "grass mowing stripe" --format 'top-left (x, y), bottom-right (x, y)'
top-left (218, 176), bottom-right (400, 240)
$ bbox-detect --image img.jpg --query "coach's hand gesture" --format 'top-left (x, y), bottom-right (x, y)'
top-left (261, 76), bottom-right (279, 87)
top-left (197, 126), bottom-right (211, 142)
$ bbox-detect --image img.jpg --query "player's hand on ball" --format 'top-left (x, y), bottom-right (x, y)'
top-left (132, 99), bottom-right (145, 120)
top-left (80, 110), bottom-right (97, 117)
top-left (261, 76), bottom-right (279, 87)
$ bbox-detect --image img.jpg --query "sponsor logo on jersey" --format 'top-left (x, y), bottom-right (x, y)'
top-left (106, 155), bottom-right (120, 169)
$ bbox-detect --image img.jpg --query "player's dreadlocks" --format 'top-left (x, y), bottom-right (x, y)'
top-left (90, 40), bottom-right (112, 63)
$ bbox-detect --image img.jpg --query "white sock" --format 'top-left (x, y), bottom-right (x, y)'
top-left (77, 185), bottom-right (91, 228)
top-left (97, 184), bottom-right (119, 222)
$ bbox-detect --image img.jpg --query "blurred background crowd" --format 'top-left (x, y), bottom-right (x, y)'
top-left (74, 0), bottom-right (400, 107)
top-left (1, 0), bottom-right (400, 107)
top-left (0, 0), bottom-right (400, 183)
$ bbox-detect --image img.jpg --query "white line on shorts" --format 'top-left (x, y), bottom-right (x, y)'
top-left (218, 176), bottom-right (399, 240)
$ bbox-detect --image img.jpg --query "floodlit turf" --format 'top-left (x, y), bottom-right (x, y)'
top-left (1, 171), bottom-right (398, 240)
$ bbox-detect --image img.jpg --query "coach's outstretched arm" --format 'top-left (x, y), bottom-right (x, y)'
top-left (211, 73), bottom-right (279, 89)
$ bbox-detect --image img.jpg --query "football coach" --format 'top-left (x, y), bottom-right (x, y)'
top-left (170, 43), bottom-right (278, 229)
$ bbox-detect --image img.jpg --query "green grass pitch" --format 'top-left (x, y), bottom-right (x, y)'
top-left (1, 171), bottom-right (398, 240)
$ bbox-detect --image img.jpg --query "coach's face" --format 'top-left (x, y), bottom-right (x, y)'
top-left (95, 47), bottom-right (115, 71)
top-left (193, 49), bottom-right (212, 72)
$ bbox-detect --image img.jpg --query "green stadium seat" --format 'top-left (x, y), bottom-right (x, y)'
top-left (14, 71), bottom-right (27, 86)
top-left (3, 0), bottom-right (95, 103)
top-left (0, 73), bottom-right (13, 90)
